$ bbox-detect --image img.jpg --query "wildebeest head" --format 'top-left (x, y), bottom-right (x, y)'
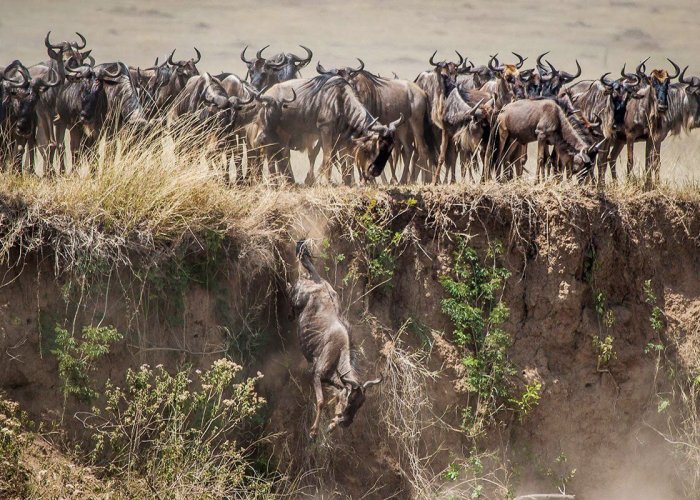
top-left (572, 139), bottom-right (605, 178)
top-left (329, 378), bottom-right (382, 430)
top-left (488, 52), bottom-right (527, 99)
top-left (65, 64), bottom-right (122, 133)
top-left (241, 45), bottom-right (313, 90)
top-left (353, 114), bottom-right (405, 179)
top-left (428, 50), bottom-right (466, 95)
top-left (679, 66), bottom-right (700, 126)
top-left (636, 57), bottom-right (680, 112)
top-left (44, 31), bottom-right (91, 66)
top-left (539, 58), bottom-right (581, 97)
top-left (4, 61), bottom-right (60, 137)
top-left (167, 48), bottom-right (201, 79)
top-left (253, 87), bottom-right (297, 145)
top-left (316, 58), bottom-right (365, 80)
top-left (459, 59), bottom-right (494, 89)
top-left (600, 67), bottom-right (643, 129)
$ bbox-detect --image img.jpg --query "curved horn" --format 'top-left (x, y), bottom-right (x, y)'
top-left (65, 64), bottom-right (92, 79)
top-left (488, 53), bottom-right (503, 72)
top-left (455, 51), bottom-right (464, 66)
top-left (512, 52), bottom-right (526, 69)
top-left (193, 47), bottom-right (202, 64)
top-left (546, 60), bottom-right (558, 75)
top-left (3, 61), bottom-right (28, 88)
top-left (589, 113), bottom-right (602, 128)
top-left (561, 60), bottom-right (581, 81)
top-left (44, 31), bottom-right (62, 51)
top-left (282, 88), bottom-right (296, 104)
top-left (429, 50), bottom-right (439, 67)
top-left (636, 57), bottom-right (650, 78)
top-left (293, 45), bottom-right (313, 66)
top-left (536, 51), bottom-right (550, 71)
top-left (240, 45), bottom-right (253, 65)
top-left (75, 32), bottom-right (87, 50)
top-left (679, 65), bottom-right (691, 84)
top-left (316, 61), bottom-right (333, 75)
top-left (167, 49), bottom-right (177, 66)
top-left (154, 56), bottom-right (159, 66)
top-left (388, 113), bottom-right (405, 132)
top-left (365, 115), bottom-right (380, 131)
top-left (600, 72), bottom-right (613, 88)
top-left (458, 59), bottom-right (474, 74)
top-left (362, 378), bottom-right (382, 390)
top-left (36, 67), bottom-right (61, 88)
top-left (99, 64), bottom-right (122, 79)
top-left (256, 45), bottom-right (269, 60)
top-left (667, 58), bottom-right (681, 80)
top-left (350, 58), bottom-right (365, 75)
top-left (84, 51), bottom-right (95, 67)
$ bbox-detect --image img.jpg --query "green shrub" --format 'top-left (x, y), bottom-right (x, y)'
top-left (0, 395), bottom-right (28, 497)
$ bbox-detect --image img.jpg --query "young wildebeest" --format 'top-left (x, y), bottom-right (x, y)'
top-left (497, 98), bottom-right (604, 182)
top-left (289, 240), bottom-right (381, 440)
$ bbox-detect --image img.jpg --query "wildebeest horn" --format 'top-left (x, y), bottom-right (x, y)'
top-left (636, 57), bottom-right (650, 78)
top-left (561, 60), bottom-right (581, 82)
top-left (167, 49), bottom-right (177, 66)
top-left (256, 45), bottom-right (269, 60)
top-left (536, 51), bottom-right (550, 71)
top-left (458, 59), bottom-right (474, 74)
top-left (679, 65), bottom-right (691, 84)
top-left (316, 62), bottom-right (332, 75)
top-left (589, 138), bottom-right (606, 154)
top-left (455, 51), bottom-right (464, 66)
top-left (282, 88), bottom-right (296, 104)
top-left (36, 67), bottom-right (61, 88)
top-left (193, 47), bottom-right (202, 64)
top-left (44, 31), bottom-right (63, 51)
top-left (428, 50), bottom-right (439, 67)
top-left (589, 113), bottom-right (602, 128)
top-left (99, 64), bottom-right (122, 80)
top-left (512, 52), bottom-right (526, 69)
top-left (388, 113), bottom-right (404, 132)
top-left (366, 115), bottom-right (380, 131)
top-left (75, 32), bottom-right (87, 49)
top-left (154, 56), bottom-right (159, 66)
top-left (240, 46), bottom-right (253, 65)
top-left (83, 51), bottom-right (95, 67)
top-left (488, 53), bottom-right (503, 72)
top-left (600, 72), bottom-right (613, 88)
top-left (292, 45), bottom-right (313, 67)
top-left (65, 64), bottom-right (92, 79)
top-left (362, 378), bottom-right (382, 390)
top-left (350, 58), bottom-right (365, 75)
top-left (3, 61), bottom-right (28, 88)
top-left (667, 58), bottom-right (681, 80)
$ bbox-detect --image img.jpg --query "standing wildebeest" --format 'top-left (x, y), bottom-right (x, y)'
top-left (496, 98), bottom-right (604, 182)
top-left (414, 51), bottom-right (469, 182)
top-left (316, 59), bottom-right (435, 184)
top-left (241, 45), bottom-right (313, 90)
top-left (607, 58), bottom-right (681, 186)
top-left (55, 61), bottom-right (148, 172)
top-left (254, 74), bottom-right (403, 184)
top-left (130, 48), bottom-right (200, 118)
top-left (168, 72), bottom-right (255, 181)
top-left (289, 240), bottom-right (381, 439)
top-left (0, 61), bottom-right (60, 173)
top-left (480, 53), bottom-right (528, 106)
top-left (538, 58), bottom-right (582, 97)
top-left (564, 68), bottom-right (642, 184)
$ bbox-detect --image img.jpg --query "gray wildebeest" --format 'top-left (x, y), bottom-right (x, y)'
top-left (288, 240), bottom-right (381, 439)
top-left (254, 74), bottom-right (403, 184)
top-left (496, 98), bottom-right (604, 182)
top-left (0, 61), bottom-right (60, 173)
top-left (316, 59), bottom-right (436, 184)
top-left (241, 45), bottom-right (313, 91)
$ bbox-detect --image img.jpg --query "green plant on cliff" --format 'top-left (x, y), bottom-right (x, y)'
top-left (354, 198), bottom-right (403, 290)
top-left (439, 237), bottom-right (516, 433)
top-left (591, 291), bottom-right (617, 370)
top-left (51, 325), bottom-right (123, 404)
top-left (83, 360), bottom-right (274, 497)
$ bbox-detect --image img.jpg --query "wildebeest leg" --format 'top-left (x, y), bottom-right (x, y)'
top-left (626, 139), bottom-right (635, 176)
top-left (446, 142), bottom-right (458, 183)
top-left (607, 139), bottom-right (624, 182)
top-left (319, 130), bottom-right (334, 185)
top-left (644, 137), bottom-right (659, 189)
top-left (309, 374), bottom-right (325, 440)
top-left (305, 140), bottom-right (321, 186)
top-left (69, 128), bottom-right (83, 174)
top-left (434, 128), bottom-right (450, 184)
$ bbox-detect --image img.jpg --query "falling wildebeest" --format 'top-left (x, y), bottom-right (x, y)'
top-left (288, 240), bottom-right (381, 440)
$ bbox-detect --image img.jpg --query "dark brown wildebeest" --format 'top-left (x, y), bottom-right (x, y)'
top-left (0, 61), bottom-right (60, 173)
top-left (241, 45), bottom-right (313, 91)
top-left (289, 240), bottom-right (381, 439)
top-left (496, 98), bottom-right (604, 182)
top-left (564, 68), bottom-right (643, 184)
top-left (414, 50), bottom-right (470, 182)
top-left (316, 59), bottom-right (436, 184)
top-left (254, 74), bottom-right (403, 184)
top-left (538, 58), bottom-right (581, 97)
top-left (607, 58), bottom-right (681, 186)
top-left (168, 72), bottom-right (255, 181)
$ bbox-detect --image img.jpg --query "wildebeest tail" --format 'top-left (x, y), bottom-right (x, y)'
top-left (422, 110), bottom-right (439, 165)
top-left (296, 240), bottom-right (321, 280)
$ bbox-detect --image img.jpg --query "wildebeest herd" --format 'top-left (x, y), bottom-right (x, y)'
top-left (2, 32), bottom-right (699, 187)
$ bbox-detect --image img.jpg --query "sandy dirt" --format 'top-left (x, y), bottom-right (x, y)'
top-left (2, 0), bottom-right (700, 182)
